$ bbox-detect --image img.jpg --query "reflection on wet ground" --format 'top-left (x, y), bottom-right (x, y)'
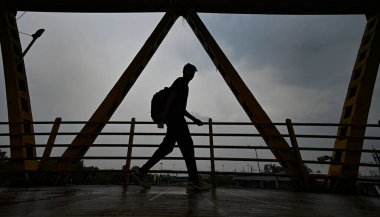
top-left (1, 185), bottom-right (379, 216)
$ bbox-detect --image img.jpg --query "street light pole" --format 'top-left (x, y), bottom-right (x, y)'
top-left (255, 148), bottom-right (261, 173)
top-left (22, 29), bottom-right (45, 57)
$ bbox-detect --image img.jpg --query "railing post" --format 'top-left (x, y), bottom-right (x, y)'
top-left (124, 118), bottom-right (135, 189)
top-left (39, 117), bottom-right (61, 171)
top-left (286, 118), bottom-right (310, 190)
top-left (208, 118), bottom-right (216, 186)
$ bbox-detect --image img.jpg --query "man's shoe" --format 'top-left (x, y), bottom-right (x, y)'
top-left (187, 180), bottom-right (213, 191)
top-left (130, 166), bottom-right (151, 189)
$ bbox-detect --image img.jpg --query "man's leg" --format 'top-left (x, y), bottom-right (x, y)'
top-left (139, 125), bottom-right (176, 175)
top-left (177, 121), bottom-right (213, 191)
top-left (176, 122), bottom-right (198, 182)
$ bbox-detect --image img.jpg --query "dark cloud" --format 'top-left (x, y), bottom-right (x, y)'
top-left (197, 14), bottom-right (378, 123)
top-left (201, 14), bottom-right (366, 87)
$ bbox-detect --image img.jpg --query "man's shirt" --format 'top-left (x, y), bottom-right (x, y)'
top-left (168, 77), bottom-right (188, 121)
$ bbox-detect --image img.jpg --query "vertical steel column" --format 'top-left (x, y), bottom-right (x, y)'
top-left (124, 118), bottom-right (135, 189)
top-left (328, 12), bottom-right (380, 191)
top-left (208, 118), bottom-right (215, 185)
top-left (184, 10), bottom-right (309, 189)
top-left (54, 11), bottom-right (179, 183)
top-left (0, 8), bottom-right (38, 183)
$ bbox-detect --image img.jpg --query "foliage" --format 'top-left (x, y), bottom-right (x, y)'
top-left (263, 163), bottom-right (313, 174)
top-left (304, 164), bottom-right (313, 173)
top-left (70, 161), bottom-right (124, 185)
top-left (263, 164), bottom-right (284, 174)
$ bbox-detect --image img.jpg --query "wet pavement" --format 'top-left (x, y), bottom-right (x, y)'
top-left (0, 185), bottom-right (379, 217)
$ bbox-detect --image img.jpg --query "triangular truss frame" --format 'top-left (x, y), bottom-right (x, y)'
top-left (53, 10), bottom-right (310, 187)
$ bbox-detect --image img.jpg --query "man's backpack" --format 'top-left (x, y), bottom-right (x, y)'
top-left (151, 87), bottom-right (170, 124)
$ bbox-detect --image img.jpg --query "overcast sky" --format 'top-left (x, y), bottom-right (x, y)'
top-left (0, 12), bottom-right (379, 174)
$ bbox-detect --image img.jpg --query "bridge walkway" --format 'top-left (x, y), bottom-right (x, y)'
top-left (1, 185), bottom-right (379, 216)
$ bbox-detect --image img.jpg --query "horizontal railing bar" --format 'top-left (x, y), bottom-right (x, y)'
top-left (5, 156), bottom-right (379, 167)
top-left (7, 156), bottom-right (283, 161)
top-left (0, 144), bottom-right (377, 153)
top-left (0, 121), bottom-right (379, 127)
top-left (1, 144), bottom-right (378, 153)
top-left (1, 131), bottom-right (379, 140)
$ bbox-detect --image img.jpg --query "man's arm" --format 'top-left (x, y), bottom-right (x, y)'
top-left (184, 110), bottom-right (203, 126)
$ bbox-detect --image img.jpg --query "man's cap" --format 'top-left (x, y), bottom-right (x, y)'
top-left (183, 63), bottom-right (197, 72)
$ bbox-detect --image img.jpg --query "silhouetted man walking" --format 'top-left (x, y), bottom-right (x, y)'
top-left (131, 63), bottom-right (213, 191)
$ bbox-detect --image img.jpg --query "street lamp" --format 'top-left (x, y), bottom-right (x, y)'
top-left (22, 29), bottom-right (45, 57)
top-left (255, 148), bottom-right (261, 173)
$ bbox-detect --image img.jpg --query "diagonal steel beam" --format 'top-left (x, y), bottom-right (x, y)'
top-left (184, 10), bottom-right (311, 189)
top-left (54, 11), bottom-right (179, 183)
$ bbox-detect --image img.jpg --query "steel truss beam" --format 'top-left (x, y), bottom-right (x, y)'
top-left (184, 10), bottom-right (310, 189)
top-left (2, 0), bottom-right (378, 14)
top-left (0, 8), bottom-right (38, 183)
top-left (53, 9), bottom-right (311, 188)
top-left (328, 11), bottom-right (380, 191)
top-left (2, 1), bottom-right (375, 189)
top-left (54, 11), bottom-right (179, 183)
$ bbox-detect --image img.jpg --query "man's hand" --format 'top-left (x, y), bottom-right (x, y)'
top-left (194, 118), bottom-right (203, 126)
top-left (184, 110), bottom-right (203, 126)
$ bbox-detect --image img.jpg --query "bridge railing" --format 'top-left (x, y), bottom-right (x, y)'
top-left (0, 118), bottom-right (379, 185)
